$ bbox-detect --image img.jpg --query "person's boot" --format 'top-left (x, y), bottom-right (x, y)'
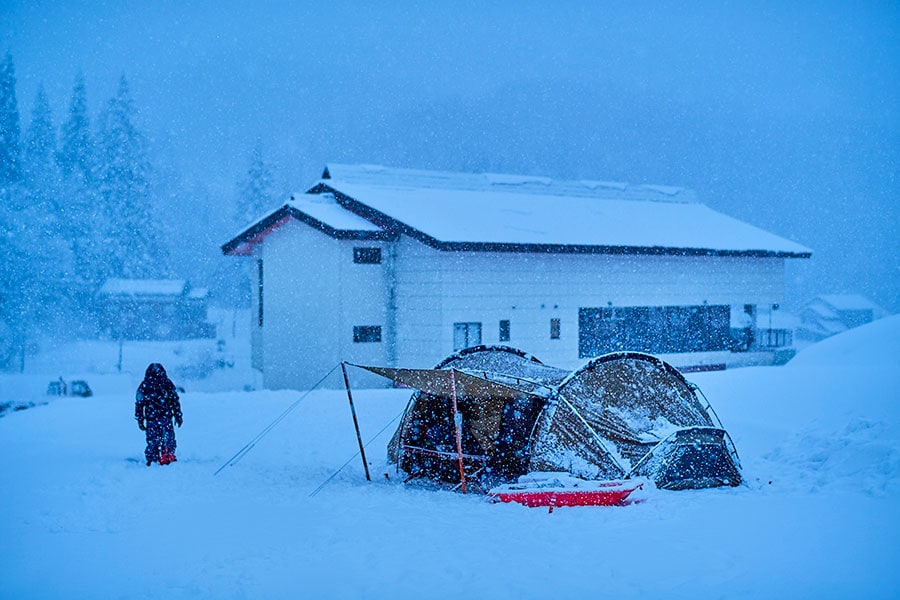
top-left (160, 448), bottom-right (175, 465)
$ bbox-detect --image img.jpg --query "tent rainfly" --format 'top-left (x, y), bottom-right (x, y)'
top-left (354, 346), bottom-right (741, 491)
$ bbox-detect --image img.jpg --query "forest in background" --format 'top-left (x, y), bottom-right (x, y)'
top-left (0, 51), bottom-right (272, 353)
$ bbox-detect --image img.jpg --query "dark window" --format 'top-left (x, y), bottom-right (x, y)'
top-left (453, 322), bottom-right (482, 350)
top-left (353, 247), bottom-right (382, 264)
top-left (353, 325), bottom-right (382, 343)
top-left (578, 305), bottom-right (732, 358)
top-left (499, 319), bottom-right (511, 342)
top-left (257, 259), bottom-right (263, 327)
top-left (550, 318), bottom-right (561, 339)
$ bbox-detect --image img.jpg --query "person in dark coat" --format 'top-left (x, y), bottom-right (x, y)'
top-left (135, 363), bottom-right (183, 466)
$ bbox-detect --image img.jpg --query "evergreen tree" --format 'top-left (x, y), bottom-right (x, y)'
top-left (18, 85), bottom-right (73, 331)
top-left (57, 72), bottom-right (94, 184)
top-left (236, 142), bottom-right (275, 226)
top-left (58, 72), bottom-right (104, 295)
top-left (22, 85), bottom-right (59, 193)
top-left (0, 51), bottom-right (21, 185)
top-left (96, 75), bottom-right (167, 279)
top-left (0, 52), bottom-right (23, 348)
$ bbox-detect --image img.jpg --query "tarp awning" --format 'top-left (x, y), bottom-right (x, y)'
top-left (352, 365), bottom-right (546, 401)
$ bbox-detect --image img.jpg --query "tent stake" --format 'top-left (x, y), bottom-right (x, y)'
top-left (450, 369), bottom-right (467, 494)
top-left (341, 362), bottom-right (371, 481)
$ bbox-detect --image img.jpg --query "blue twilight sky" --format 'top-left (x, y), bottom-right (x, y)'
top-left (2, 1), bottom-right (898, 309)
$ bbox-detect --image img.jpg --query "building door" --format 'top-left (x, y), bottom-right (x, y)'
top-left (453, 322), bottom-right (482, 351)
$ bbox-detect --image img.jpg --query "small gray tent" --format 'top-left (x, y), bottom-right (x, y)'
top-left (356, 346), bottom-right (740, 491)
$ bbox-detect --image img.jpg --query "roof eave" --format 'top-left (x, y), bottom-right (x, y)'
top-left (308, 183), bottom-right (811, 259)
top-left (221, 204), bottom-right (396, 256)
top-left (308, 183), bottom-right (446, 247)
top-left (434, 242), bottom-right (812, 258)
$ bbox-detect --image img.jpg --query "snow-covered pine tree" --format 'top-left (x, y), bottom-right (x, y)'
top-left (22, 85), bottom-right (59, 194)
top-left (19, 85), bottom-right (74, 332)
top-left (0, 51), bottom-right (22, 185)
top-left (58, 73), bottom-right (105, 299)
top-left (96, 75), bottom-right (167, 280)
top-left (57, 72), bottom-right (95, 184)
top-left (0, 52), bottom-right (24, 350)
top-left (236, 142), bottom-right (276, 227)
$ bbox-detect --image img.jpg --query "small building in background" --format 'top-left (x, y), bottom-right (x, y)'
top-left (797, 294), bottom-right (889, 343)
top-left (96, 279), bottom-right (216, 340)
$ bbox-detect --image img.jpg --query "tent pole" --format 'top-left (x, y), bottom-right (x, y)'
top-left (450, 369), bottom-right (467, 494)
top-left (341, 362), bottom-right (371, 481)
top-left (556, 392), bottom-right (627, 475)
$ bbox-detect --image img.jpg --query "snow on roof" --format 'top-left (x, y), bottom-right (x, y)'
top-left (323, 163), bottom-right (697, 203)
top-left (817, 295), bottom-right (883, 312)
top-left (225, 163), bottom-right (812, 257)
top-left (807, 303), bottom-right (839, 319)
top-left (222, 192), bottom-right (391, 256)
top-left (99, 279), bottom-right (187, 297)
top-left (286, 192), bottom-right (383, 232)
top-left (317, 175), bottom-right (811, 256)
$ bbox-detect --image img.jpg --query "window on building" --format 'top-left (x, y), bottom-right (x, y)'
top-left (353, 325), bottom-right (382, 343)
top-left (257, 259), bottom-right (263, 327)
top-left (453, 322), bottom-right (482, 350)
top-left (353, 247), bottom-right (382, 264)
top-left (499, 319), bottom-right (511, 342)
top-left (550, 318), bottom-right (561, 339)
top-left (577, 305), bottom-right (732, 358)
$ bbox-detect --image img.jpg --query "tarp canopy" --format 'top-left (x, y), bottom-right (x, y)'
top-left (352, 365), bottom-right (546, 402)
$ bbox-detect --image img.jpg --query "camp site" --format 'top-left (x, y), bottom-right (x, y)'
top-left (2, 315), bottom-right (899, 598)
top-left (350, 346), bottom-right (741, 500)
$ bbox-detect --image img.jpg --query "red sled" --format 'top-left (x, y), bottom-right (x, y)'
top-left (489, 473), bottom-right (644, 510)
top-left (160, 448), bottom-right (177, 465)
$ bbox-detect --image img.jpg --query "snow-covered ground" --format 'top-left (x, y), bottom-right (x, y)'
top-left (1, 317), bottom-right (899, 599)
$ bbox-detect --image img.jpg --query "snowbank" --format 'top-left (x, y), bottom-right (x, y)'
top-left (1, 319), bottom-right (899, 598)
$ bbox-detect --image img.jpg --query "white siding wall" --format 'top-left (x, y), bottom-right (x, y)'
top-left (256, 221), bottom-right (389, 389)
top-left (253, 225), bottom-right (788, 387)
top-left (393, 235), bottom-right (786, 369)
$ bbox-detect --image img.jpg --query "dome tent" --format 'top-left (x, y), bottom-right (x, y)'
top-left (545, 352), bottom-right (741, 489)
top-left (355, 346), bottom-right (740, 491)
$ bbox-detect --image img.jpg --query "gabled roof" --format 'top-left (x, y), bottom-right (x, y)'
top-left (815, 294), bottom-right (884, 312)
top-left (223, 163), bottom-right (813, 258)
top-left (222, 193), bottom-right (396, 256)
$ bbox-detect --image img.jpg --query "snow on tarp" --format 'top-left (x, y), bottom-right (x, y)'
top-left (432, 344), bottom-right (570, 387)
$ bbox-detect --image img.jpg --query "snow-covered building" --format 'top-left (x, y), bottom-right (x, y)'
top-left (96, 279), bottom-right (215, 340)
top-left (222, 164), bottom-right (812, 390)
top-left (797, 294), bottom-right (889, 342)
